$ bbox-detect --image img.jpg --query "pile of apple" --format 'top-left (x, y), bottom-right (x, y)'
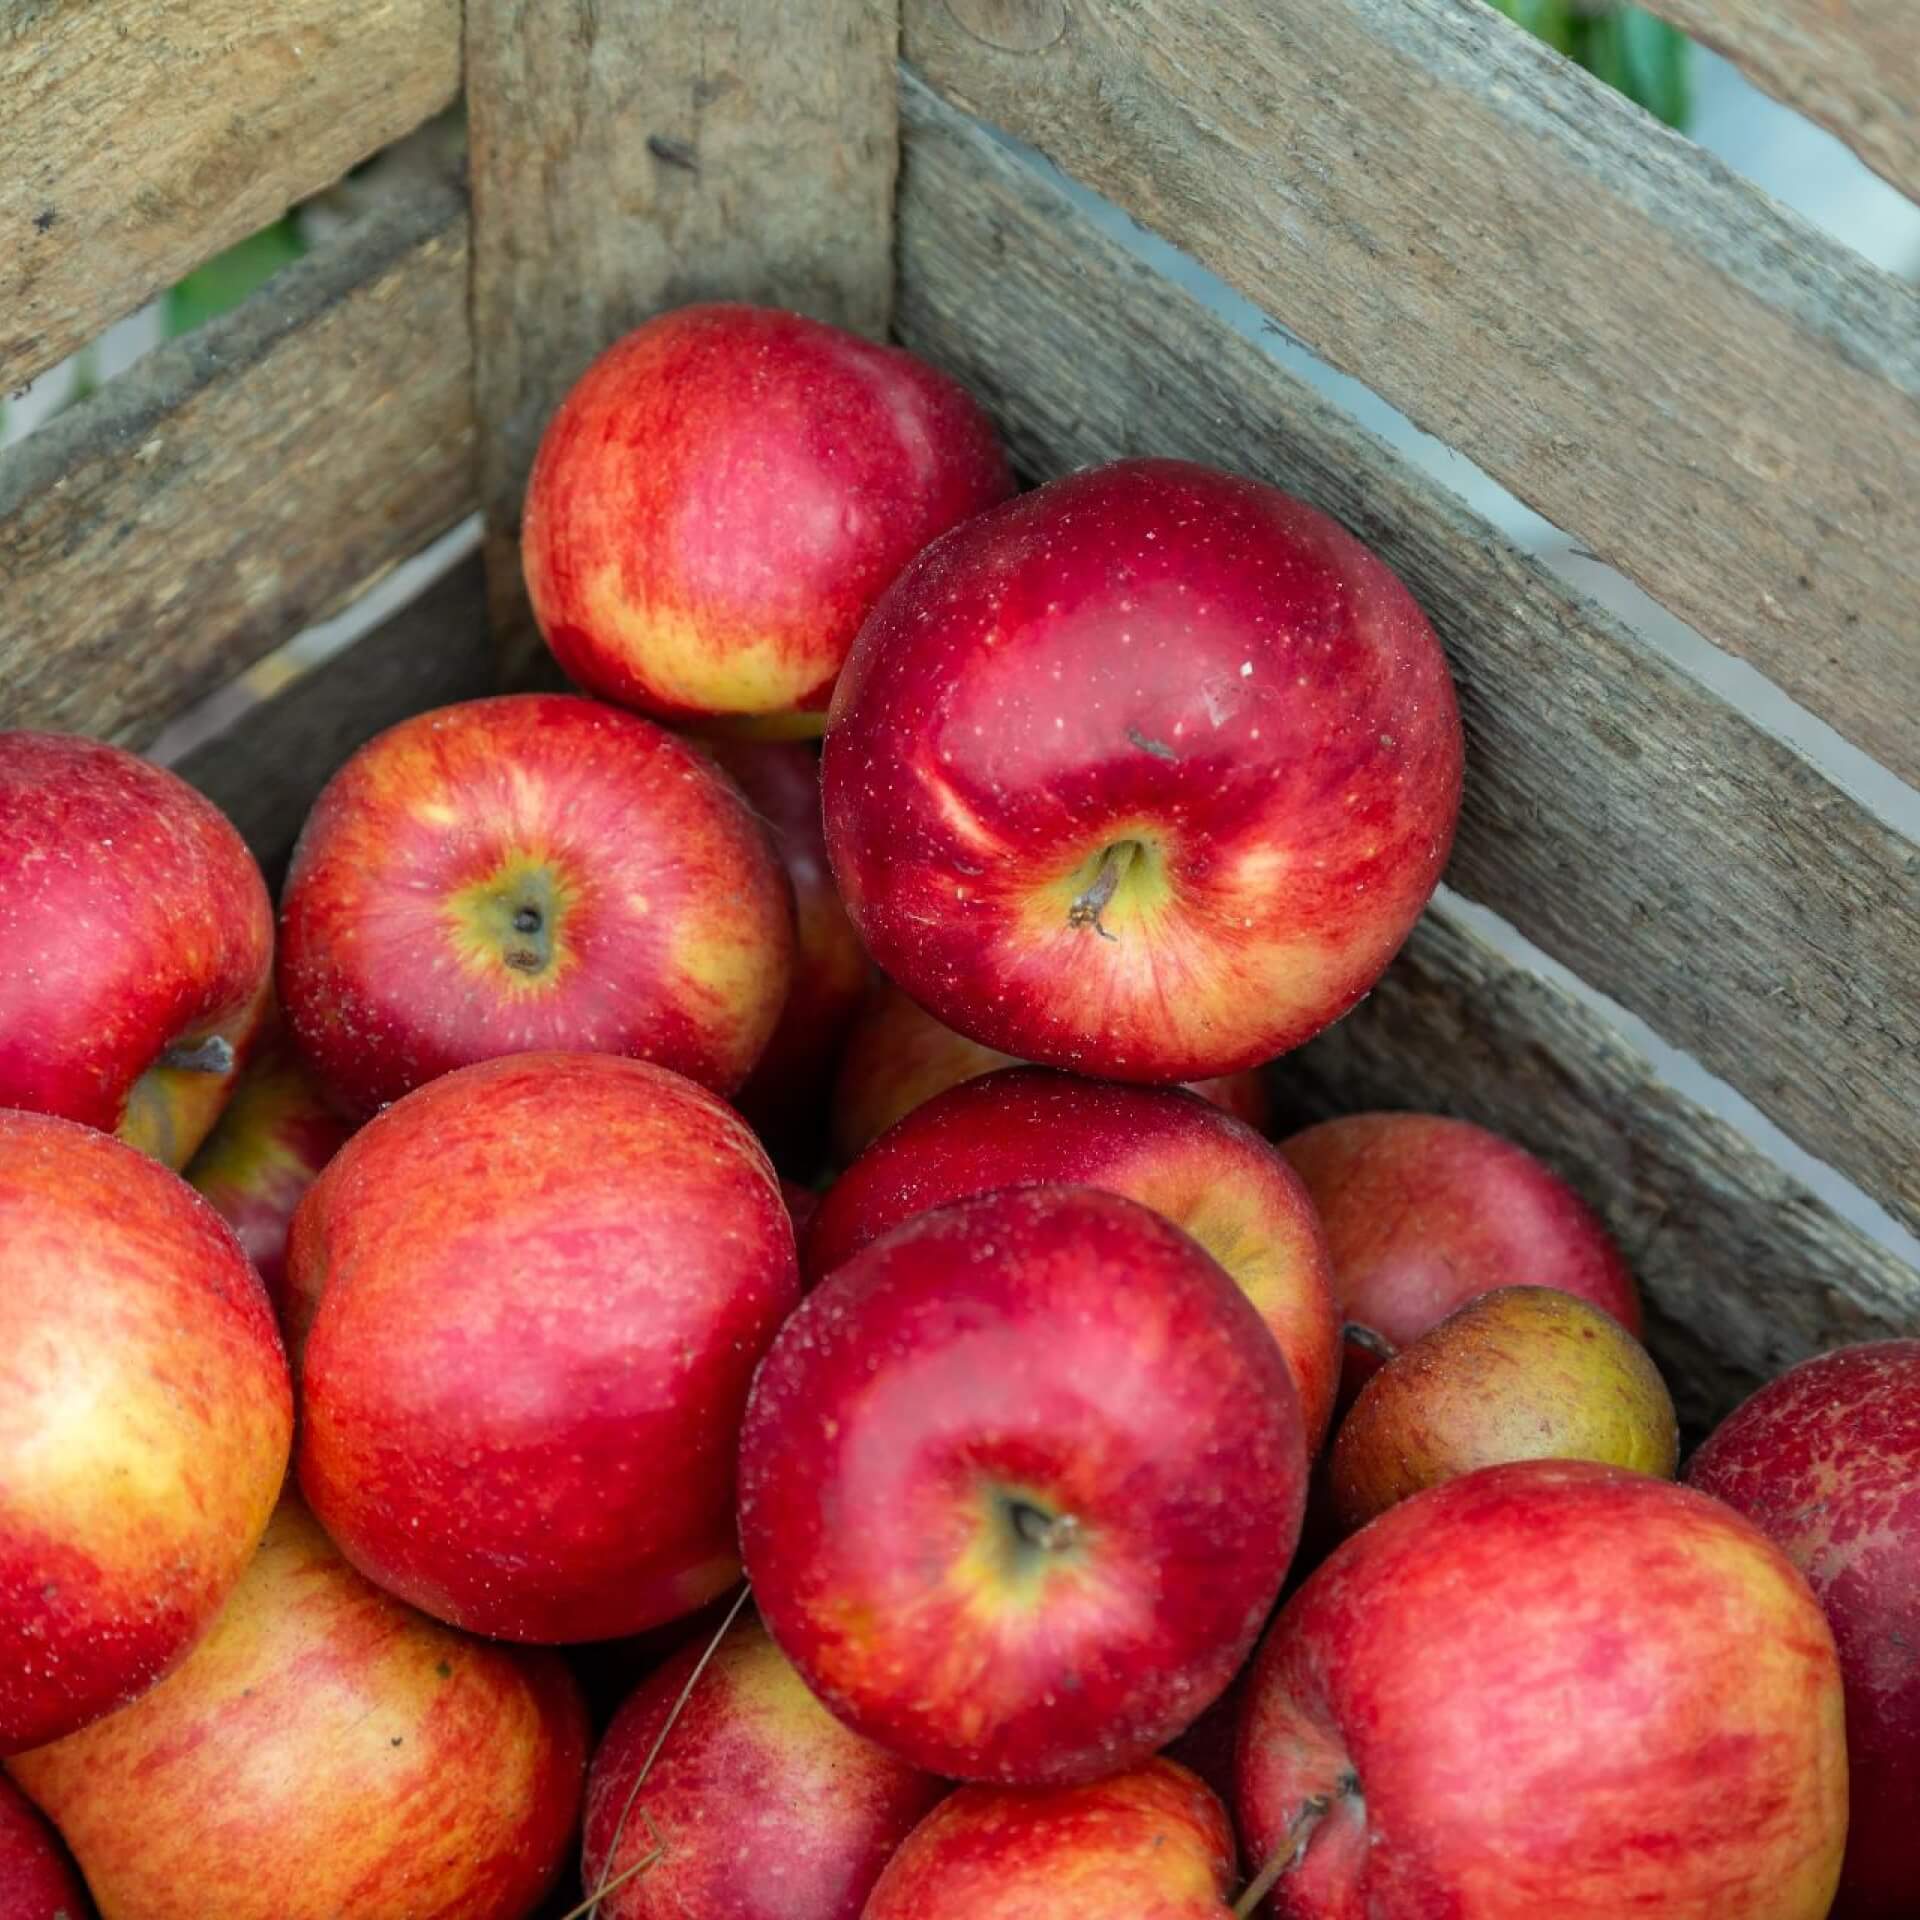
top-left (1, 303), bottom-right (1913, 1920)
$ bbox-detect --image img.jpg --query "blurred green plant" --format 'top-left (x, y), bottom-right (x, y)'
top-left (163, 216), bottom-right (306, 336)
top-left (1489, 0), bottom-right (1692, 129)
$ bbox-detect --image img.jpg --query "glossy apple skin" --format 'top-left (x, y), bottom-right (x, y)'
top-left (1280, 1112), bottom-right (1641, 1399)
top-left (829, 978), bottom-right (1270, 1164)
top-left (1687, 1341), bottom-right (1920, 1920)
top-left (0, 1773), bottom-right (89, 1920)
top-left (0, 732), bottom-right (272, 1169)
top-left (821, 458), bottom-right (1462, 1082)
top-left (707, 740), bottom-right (871, 1159)
top-left (278, 693), bottom-right (793, 1118)
top-left (740, 1184), bottom-right (1307, 1786)
top-left (579, 1614), bottom-right (944, 1920)
top-left (808, 1067), bottom-right (1341, 1447)
top-left (522, 303), bottom-right (1012, 727)
top-left (0, 1112), bottom-right (292, 1753)
top-left (1329, 1286), bottom-right (1677, 1533)
top-left (864, 1759), bottom-right (1236, 1920)
top-left (1235, 1460), bottom-right (1847, 1919)
top-left (6, 1501), bottom-right (588, 1920)
top-left (294, 1051), bottom-right (799, 1642)
top-left (185, 1011), bottom-right (353, 1324)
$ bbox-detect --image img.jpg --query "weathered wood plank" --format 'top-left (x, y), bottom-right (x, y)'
top-left (0, 182), bottom-right (476, 750)
top-left (1271, 907), bottom-right (1920, 1433)
top-left (464, 0), bottom-right (901, 671)
top-left (904, 0), bottom-right (1920, 783)
top-left (174, 556), bottom-right (492, 880)
top-left (1, 0), bottom-right (461, 394)
top-left (896, 77), bottom-right (1920, 1237)
top-left (1644, 0), bottom-right (1917, 203)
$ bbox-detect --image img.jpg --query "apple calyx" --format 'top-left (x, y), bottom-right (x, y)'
top-left (1232, 1768), bottom-right (1363, 1918)
top-left (1009, 1499), bottom-right (1082, 1555)
top-left (1067, 837), bottom-right (1146, 940)
top-left (158, 1034), bottom-right (237, 1075)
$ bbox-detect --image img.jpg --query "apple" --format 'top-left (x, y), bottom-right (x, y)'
top-left (1279, 1112), bottom-right (1641, 1398)
top-left (740, 1183), bottom-right (1307, 1786)
top-left (0, 1774), bottom-right (88, 1920)
top-left (277, 692), bottom-right (793, 1119)
top-left (706, 740), bottom-right (871, 1160)
top-left (830, 978), bottom-right (1271, 1164)
top-left (0, 731), bottom-right (272, 1169)
top-left (807, 1066), bottom-right (1342, 1447)
top-left (0, 1111), bottom-right (291, 1753)
top-left (578, 1613), bottom-right (944, 1919)
top-left (185, 1008), bottom-right (353, 1330)
top-left (1687, 1340), bottom-right (1920, 1920)
top-left (1329, 1286), bottom-right (1677, 1533)
top-left (821, 457), bottom-right (1462, 1082)
top-left (863, 1759), bottom-right (1238, 1919)
top-left (522, 302), bottom-right (1012, 731)
top-left (1235, 1459), bottom-right (1847, 1919)
top-left (5, 1500), bottom-right (587, 1920)
top-left (294, 1050), bottom-right (800, 1642)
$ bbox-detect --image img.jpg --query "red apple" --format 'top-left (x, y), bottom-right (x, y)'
top-left (830, 978), bottom-right (1271, 1164)
top-left (821, 458), bottom-right (1462, 1081)
top-left (1279, 1112), bottom-right (1641, 1398)
top-left (1687, 1341), bottom-right (1920, 1920)
top-left (277, 692), bottom-right (793, 1119)
top-left (0, 1773), bottom-right (89, 1920)
top-left (522, 303), bottom-right (1012, 731)
top-left (864, 1759), bottom-right (1237, 1919)
top-left (294, 1051), bottom-right (799, 1642)
top-left (579, 1613), bottom-right (944, 1919)
top-left (740, 1183), bottom-right (1307, 1786)
top-left (1235, 1460), bottom-right (1847, 1918)
top-left (0, 731), bottom-right (272, 1169)
top-left (808, 1067), bottom-right (1342, 1447)
top-left (707, 740), bottom-right (871, 1159)
top-left (0, 1111), bottom-right (291, 1753)
top-left (5, 1500), bottom-right (587, 1920)
top-left (185, 1009), bottom-right (353, 1327)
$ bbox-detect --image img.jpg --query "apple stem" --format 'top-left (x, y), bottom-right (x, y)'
top-left (1230, 1771), bottom-right (1359, 1918)
top-left (158, 1034), bottom-right (235, 1075)
top-left (1342, 1323), bottom-right (1398, 1364)
top-left (1067, 839), bottom-right (1140, 940)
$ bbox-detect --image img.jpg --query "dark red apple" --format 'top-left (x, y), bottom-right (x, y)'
top-left (522, 303), bottom-right (1012, 731)
top-left (1236, 1460), bottom-right (1846, 1918)
top-left (740, 1184), bottom-right (1307, 1786)
top-left (807, 1067), bottom-right (1342, 1446)
top-left (277, 693), bottom-right (793, 1119)
top-left (822, 458), bottom-right (1462, 1081)
top-left (0, 731), bottom-right (272, 1169)
top-left (1688, 1341), bottom-right (1920, 1920)
top-left (0, 1773), bottom-right (89, 1920)
top-left (293, 1051), bottom-right (799, 1642)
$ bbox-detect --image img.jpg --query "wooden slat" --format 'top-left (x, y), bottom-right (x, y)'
top-left (904, 0), bottom-right (1920, 784)
top-left (896, 77), bottom-right (1920, 1238)
top-left (174, 555), bottom-right (493, 880)
top-left (0, 181), bottom-right (476, 749)
top-left (1270, 909), bottom-right (1920, 1433)
top-left (1645, 0), bottom-right (1918, 203)
top-left (465, 0), bottom-right (902, 670)
top-left (0, 0), bottom-right (461, 394)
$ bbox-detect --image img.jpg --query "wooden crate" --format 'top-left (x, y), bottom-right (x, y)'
top-left (2, 0), bottom-right (1915, 1429)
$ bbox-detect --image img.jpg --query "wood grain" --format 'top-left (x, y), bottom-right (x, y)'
top-left (1, 0), bottom-right (460, 394)
top-left (1644, 0), bottom-right (1917, 202)
top-left (896, 77), bottom-right (1920, 1237)
top-left (465, 0), bottom-right (901, 668)
top-left (904, 0), bottom-right (1920, 783)
top-left (174, 556), bottom-right (493, 881)
top-left (0, 181), bottom-right (476, 750)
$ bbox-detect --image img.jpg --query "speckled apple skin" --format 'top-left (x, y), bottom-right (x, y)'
top-left (579, 1615), bottom-right (943, 1920)
top-left (0, 1773), bottom-right (89, 1920)
top-left (522, 303), bottom-right (1012, 726)
top-left (1236, 1460), bottom-right (1847, 1919)
top-left (277, 692), bottom-right (793, 1118)
top-left (740, 1184), bottom-right (1307, 1787)
top-left (0, 1112), bottom-right (291, 1754)
top-left (293, 1052), bottom-right (799, 1643)
top-left (821, 458), bottom-right (1462, 1082)
top-left (1688, 1341), bottom-right (1920, 1920)
top-left (807, 1067), bottom-right (1340, 1447)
